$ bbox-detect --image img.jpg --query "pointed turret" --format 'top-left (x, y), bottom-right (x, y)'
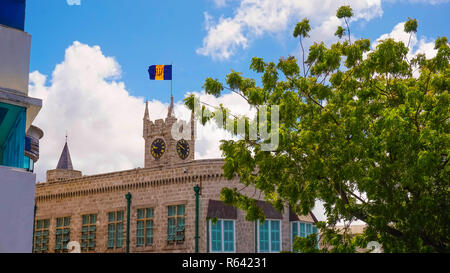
top-left (144, 100), bottom-right (150, 121)
top-left (46, 135), bottom-right (82, 182)
top-left (143, 100), bottom-right (151, 139)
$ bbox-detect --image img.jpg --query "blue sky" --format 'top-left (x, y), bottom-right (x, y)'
top-left (26, 0), bottom-right (449, 104)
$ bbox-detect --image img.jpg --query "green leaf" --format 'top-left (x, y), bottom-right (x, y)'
top-left (276, 56), bottom-right (300, 78)
top-left (250, 57), bottom-right (266, 73)
top-left (335, 26), bottom-right (346, 39)
top-left (293, 18), bottom-right (311, 38)
top-left (188, 4), bottom-right (450, 253)
top-left (203, 77), bottom-right (223, 97)
top-left (336, 5), bottom-right (353, 19)
top-left (404, 17), bottom-right (418, 33)
top-left (226, 70), bottom-right (243, 90)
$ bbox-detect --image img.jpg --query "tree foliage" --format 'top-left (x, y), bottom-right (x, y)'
top-left (185, 6), bottom-right (449, 253)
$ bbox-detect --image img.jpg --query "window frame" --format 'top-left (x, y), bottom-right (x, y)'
top-left (256, 219), bottom-right (282, 253)
top-left (55, 216), bottom-right (71, 253)
top-left (167, 204), bottom-right (185, 244)
top-left (290, 221), bottom-right (319, 251)
top-left (209, 219), bottom-right (236, 253)
top-left (107, 210), bottom-right (124, 249)
top-left (136, 207), bottom-right (154, 247)
top-left (80, 213), bottom-right (97, 252)
top-left (33, 219), bottom-right (50, 253)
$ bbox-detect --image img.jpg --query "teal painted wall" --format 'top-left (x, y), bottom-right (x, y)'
top-left (0, 102), bottom-right (26, 168)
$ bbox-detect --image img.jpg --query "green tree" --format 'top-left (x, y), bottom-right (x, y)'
top-left (185, 7), bottom-right (449, 253)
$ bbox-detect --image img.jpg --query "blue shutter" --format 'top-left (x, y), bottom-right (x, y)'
top-left (223, 221), bottom-right (234, 252)
top-left (292, 222), bottom-right (298, 243)
top-left (259, 221), bottom-right (270, 252)
top-left (211, 220), bottom-right (222, 252)
top-left (270, 221), bottom-right (281, 252)
top-left (306, 223), bottom-right (312, 236)
top-left (300, 223), bottom-right (306, 237)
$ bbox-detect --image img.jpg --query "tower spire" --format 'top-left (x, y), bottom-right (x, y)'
top-left (190, 109), bottom-right (195, 139)
top-left (144, 100), bottom-right (150, 120)
top-left (56, 136), bottom-right (73, 170)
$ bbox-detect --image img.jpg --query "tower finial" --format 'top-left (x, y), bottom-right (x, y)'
top-left (65, 130), bottom-right (68, 143)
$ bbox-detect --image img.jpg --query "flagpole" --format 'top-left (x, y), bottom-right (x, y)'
top-left (171, 61), bottom-right (173, 98)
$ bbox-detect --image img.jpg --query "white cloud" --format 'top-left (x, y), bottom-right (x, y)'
top-left (66, 0), bottom-right (81, 6)
top-left (29, 42), bottom-right (254, 183)
top-left (212, 0), bottom-right (232, 8)
top-left (414, 39), bottom-right (437, 59)
top-left (196, 13), bottom-right (248, 60)
top-left (29, 42), bottom-right (144, 182)
top-left (198, 0), bottom-right (384, 60)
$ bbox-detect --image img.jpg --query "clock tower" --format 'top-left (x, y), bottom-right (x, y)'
top-left (143, 96), bottom-right (195, 168)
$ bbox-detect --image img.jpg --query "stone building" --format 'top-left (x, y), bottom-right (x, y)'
top-left (34, 96), bottom-right (318, 253)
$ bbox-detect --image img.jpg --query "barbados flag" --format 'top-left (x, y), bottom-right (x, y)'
top-left (148, 65), bottom-right (172, 80)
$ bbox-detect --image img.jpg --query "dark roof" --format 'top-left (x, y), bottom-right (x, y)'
top-left (289, 207), bottom-right (300, 221)
top-left (207, 200), bottom-right (237, 219)
top-left (255, 200), bottom-right (283, 219)
top-left (309, 211), bottom-right (318, 223)
top-left (56, 142), bottom-right (73, 170)
top-left (289, 205), bottom-right (318, 223)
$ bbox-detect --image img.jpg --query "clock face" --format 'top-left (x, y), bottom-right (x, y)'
top-left (151, 138), bottom-right (166, 159)
top-left (176, 139), bottom-right (190, 160)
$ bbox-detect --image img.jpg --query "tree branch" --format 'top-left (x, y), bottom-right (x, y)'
top-left (305, 92), bottom-right (341, 126)
top-left (346, 189), bottom-right (368, 205)
top-left (414, 101), bottom-right (422, 132)
top-left (300, 36), bottom-right (307, 77)
top-left (419, 233), bottom-right (447, 253)
top-left (407, 33), bottom-right (412, 49)
top-left (199, 100), bottom-right (239, 119)
top-left (344, 18), bottom-right (351, 44)
top-left (223, 85), bottom-right (258, 109)
top-left (320, 72), bottom-right (330, 85)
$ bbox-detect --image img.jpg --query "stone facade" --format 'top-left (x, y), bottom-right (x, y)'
top-left (34, 99), bottom-right (317, 253)
top-left (143, 98), bottom-right (196, 168)
top-left (46, 169), bottom-right (82, 182)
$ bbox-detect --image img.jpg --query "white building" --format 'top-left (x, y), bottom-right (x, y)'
top-left (0, 0), bottom-right (43, 253)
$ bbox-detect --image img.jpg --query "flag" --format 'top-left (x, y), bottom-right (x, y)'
top-left (148, 65), bottom-right (172, 80)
